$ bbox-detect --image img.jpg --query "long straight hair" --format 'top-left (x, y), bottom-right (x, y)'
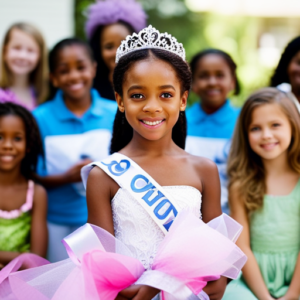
top-left (110, 48), bottom-right (191, 154)
top-left (0, 23), bottom-right (48, 103)
top-left (228, 87), bottom-right (300, 211)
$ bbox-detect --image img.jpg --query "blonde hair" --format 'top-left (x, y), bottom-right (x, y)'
top-left (228, 87), bottom-right (300, 211)
top-left (0, 22), bottom-right (48, 103)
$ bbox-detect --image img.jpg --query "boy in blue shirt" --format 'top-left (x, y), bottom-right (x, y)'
top-left (186, 49), bottom-right (240, 213)
top-left (34, 38), bottom-right (117, 262)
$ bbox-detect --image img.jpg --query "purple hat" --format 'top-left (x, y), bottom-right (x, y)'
top-left (85, 0), bottom-right (147, 40)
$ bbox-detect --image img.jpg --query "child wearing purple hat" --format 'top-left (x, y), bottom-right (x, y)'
top-left (86, 0), bottom-right (147, 101)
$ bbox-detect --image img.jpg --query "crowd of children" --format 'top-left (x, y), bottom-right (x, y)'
top-left (0, 0), bottom-right (300, 299)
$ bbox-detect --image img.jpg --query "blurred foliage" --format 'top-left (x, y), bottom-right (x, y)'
top-left (74, 0), bottom-right (94, 39)
top-left (75, 0), bottom-right (273, 107)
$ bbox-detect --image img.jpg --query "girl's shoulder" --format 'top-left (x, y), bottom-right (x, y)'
top-left (32, 183), bottom-right (47, 210)
top-left (183, 153), bottom-right (220, 189)
top-left (86, 164), bottom-right (119, 196)
top-left (186, 153), bottom-right (218, 172)
top-left (0, 87), bottom-right (18, 102)
top-left (33, 182), bottom-right (47, 197)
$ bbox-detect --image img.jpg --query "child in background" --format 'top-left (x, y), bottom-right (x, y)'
top-left (185, 49), bottom-right (240, 213)
top-left (86, 0), bottom-right (147, 100)
top-left (0, 102), bottom-right (47, 268)
top-left (271, 36), bottom-right (300, 103)
top-left (0, 23), bottom-right (48, 110)
top-left (33, 38), bottom-right (117, 263)
top-left (223, 88), bottom-right (300, 300)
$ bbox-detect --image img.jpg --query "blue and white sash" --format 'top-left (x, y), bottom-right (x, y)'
top-left (82, 153), bottom-right (180, 235)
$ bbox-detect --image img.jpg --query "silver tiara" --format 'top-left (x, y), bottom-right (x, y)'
top-left (115, 25), bottom-right (186, 63)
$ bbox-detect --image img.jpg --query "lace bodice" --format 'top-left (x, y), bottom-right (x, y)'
top-left (112, 186), bottom-right (202, 270)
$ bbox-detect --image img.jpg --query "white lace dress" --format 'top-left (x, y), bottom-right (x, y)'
top-left (112, 186), bottom-right (202, 299)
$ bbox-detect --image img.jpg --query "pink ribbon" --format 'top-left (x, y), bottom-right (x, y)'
top-left (0, 211), bottom-right (247, 300)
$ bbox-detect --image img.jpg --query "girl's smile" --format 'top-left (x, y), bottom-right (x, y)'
top-left (139, 118), bottom-right (166, 129)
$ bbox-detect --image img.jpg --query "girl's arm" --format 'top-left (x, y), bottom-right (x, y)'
top-left (0, 252), bottom-right (20, 266)
top-left (197, 159), bottom-right (227, 300)
top-left (86, 166), bottom-right (115, 234)
top-left (87, 167), bottom-right (160, 300)
top-left (0, 184), bottom-right (48, 267)
top-left (280, 251), bottom-right (300, 299)
top-left (229, 182), bottom-right (274, 300)
top-left (30, 184), bottom-right (48, 258)
top-left (35, 159), bottom-right (92, 189)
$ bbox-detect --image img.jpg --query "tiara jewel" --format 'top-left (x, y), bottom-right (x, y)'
top-left (115, 25), bottom-right (186, 63)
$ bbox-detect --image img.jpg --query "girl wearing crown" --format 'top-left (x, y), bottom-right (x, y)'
top-left (0, 26), bottom-right (246, 300)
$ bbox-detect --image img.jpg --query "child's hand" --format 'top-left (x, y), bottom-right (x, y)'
top-left (203, 277), bottom-right (227, 300)
top-left (116, 285), bottom-right (160, 300)
top-left (64, 159), bottom-right (92, 183)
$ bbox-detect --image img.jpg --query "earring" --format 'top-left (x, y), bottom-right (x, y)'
top-left (121, 113), bottom-right (125, 125)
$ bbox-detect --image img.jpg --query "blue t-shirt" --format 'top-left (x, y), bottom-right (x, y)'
top-left (33, 89), bottom-right (117, 225)
top-left (185, 100), bottom-right (240, 209)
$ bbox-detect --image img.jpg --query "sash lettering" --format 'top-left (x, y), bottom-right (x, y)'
top-left (82, 153), bottom-right (180, 234)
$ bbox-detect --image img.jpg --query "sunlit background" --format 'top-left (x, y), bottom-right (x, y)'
top-left (1, 0), bottom-right (300, 105)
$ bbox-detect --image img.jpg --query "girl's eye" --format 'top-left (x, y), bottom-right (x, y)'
top-left (59, 69), bottom-right (68, 75)
top-left (78, 65), bottom-right (86, 71)
top-left (13, 45), bottom-right (21, 50)
top-left (104, 44), bottom-right (114, 50)
top-left (14, 136), bottom-right (22, 142)
top-left (161, 93), bottom-right (172, 98)
top-left (272, 123), bottom-right (281, 127)
top-left (131, 94), bottom-right (144, 99)
top-left (198, 73), bottom-right (208, 79)
top-left (250, 126), bottom-right (260, 132)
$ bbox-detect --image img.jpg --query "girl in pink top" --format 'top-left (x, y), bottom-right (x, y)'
top-left (0, 102), bottom-right (47, 268)
top-left (0, 23), bottom-right (48, 110)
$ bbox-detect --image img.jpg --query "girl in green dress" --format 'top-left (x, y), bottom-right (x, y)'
top-left (0, 102), bottom-right (47, 268)
top-left (223, 88), bottom-right (300, 300)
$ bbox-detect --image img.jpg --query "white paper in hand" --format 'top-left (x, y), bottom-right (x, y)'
top-left (45, 129), bottom-right (111, 196)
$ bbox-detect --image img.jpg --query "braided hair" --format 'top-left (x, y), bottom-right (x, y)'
top-left (271, 36), bottom-right (300, 87)
top-left (0, 102), bottom-right (43, 179)
top-left (110, 48), bottom-right (191, 154)
top-left (190, 49), bottom-right (240, 95)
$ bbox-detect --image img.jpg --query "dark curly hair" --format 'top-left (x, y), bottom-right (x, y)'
top-left (89, 21), bottom-right (134, 101)
top-left (271, 36), bottom-right (300, 87)
top-left (0, 102), bottom-right (43, 179)
top-left (48, 38), bottom-right (95, 99)
top-left (110, 48), bottom-right (191, 154)
top-left (190, 48), bottom-right (240, 95)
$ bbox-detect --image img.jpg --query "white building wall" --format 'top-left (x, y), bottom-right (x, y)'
top-left (0, 0), bottom-right (74, 49)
